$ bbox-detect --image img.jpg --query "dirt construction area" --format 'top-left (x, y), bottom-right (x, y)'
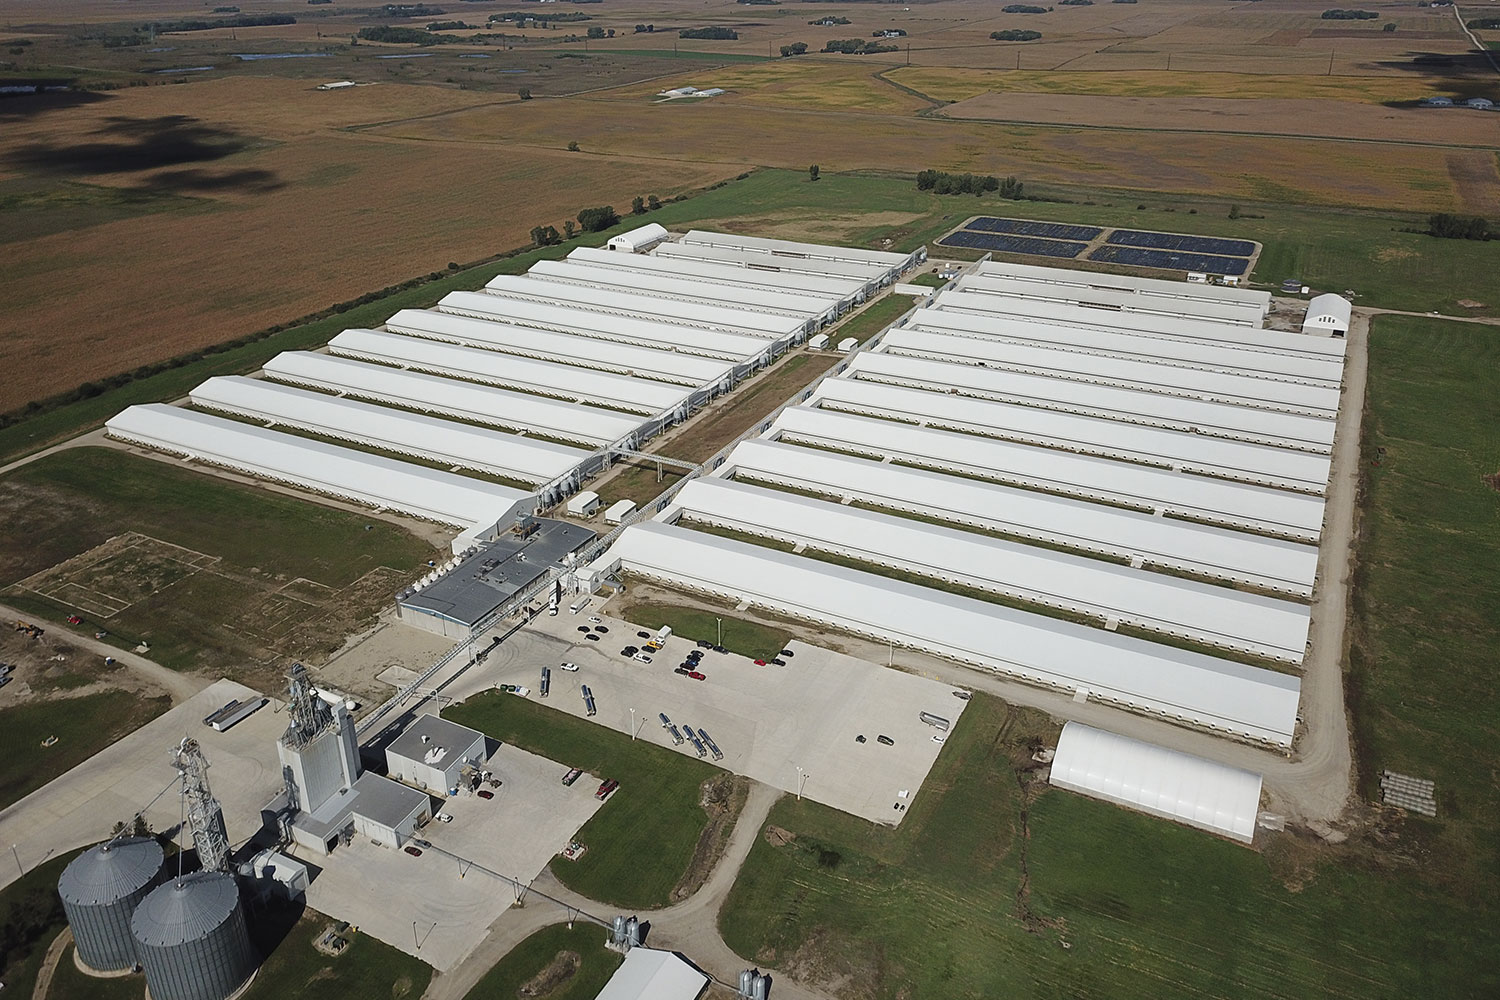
top-left (442, 605), bottom-right (968, 826)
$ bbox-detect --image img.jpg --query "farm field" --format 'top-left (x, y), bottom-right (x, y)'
top-left (462, 924), bottom-right (623, 1000)
top-left (446, 690), bottom-right (731, 909)
top-left (0, 447), bottom-right (439, 686)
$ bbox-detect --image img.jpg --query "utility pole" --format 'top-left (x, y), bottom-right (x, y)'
top-left (11, 844), bottom-right (21, 877)
top-left (716, 617), bottom-right (723, 647)
top-left (630, 708), bottom-right (636, 740)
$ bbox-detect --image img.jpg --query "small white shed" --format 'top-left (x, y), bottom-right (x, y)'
top-left (608, 223), bottom-right (669, 253)
top-left (1302, 293), bottom-right (1351, 337)
top-left (566, 490), bottom-right (602, 518)
top-left (605, 498), bottom-right (637, 525)
top-left (836, 337), bottom-right (858, 353)
top-left (808, 333), bottom-right (830, 351)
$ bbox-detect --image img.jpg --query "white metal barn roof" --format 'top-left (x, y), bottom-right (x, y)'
top-left (481, 274), bottom-right (805, 340)
top-left (681, 229), bottom-right (914, 272)
top-left (1050, 722), bottom-right (1264, 843)
top-left (566, 246), bottom-right (867, 305)
top-left (720, 439), bottom-right (1319, 595)
top-left (438, 291), bottom-right (773, 363)
top-left (526, 259), bottom-right (839, 322)
top-left (1302, 293), bottom-right (1352, 335)
top-left (974, 260), bottom-right (1272, 316)
top-left (260, 352), bottom-right (643, 445)
top-left (106, 404), bottom-right (529, 528)
top-left (605, 222), bottom-right (669, 253)
top-left (898, 315), bottom-right (1341, 417)
top-left (955, 272), bottom-right (1260, 327)
top-left (594, 947), bottom-right (707, 1000)
top-left (653, 242), bottom-right (886, 290)
top-left (932, 289), bottom-right (1346, 361)
top-left (383, 309), bottom-right (735, 387)
top-left (327, 329), bottom-right (693, 416)
top-left (905, 308), bottom-right (1344, 387)
top-left (669, 477), bottom-right (1311, 661)
top-left (853, 345), bottom-right (1336, 452)
top-left (189, 376), bottom-right (588, 485)
top-left (808, 378), bottom-right (1333, 493)
top-left (599, 521), bottom-right (1302, 745)
top-left (767, 406), bottom-right (1327, 540)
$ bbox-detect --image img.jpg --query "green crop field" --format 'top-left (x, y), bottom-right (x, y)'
top-left (0, 691), bottom-right (170, 812)
top-left (446, 691), bottom-right (722, 908)
top-left (462, 923), bottom-right (623, 1000)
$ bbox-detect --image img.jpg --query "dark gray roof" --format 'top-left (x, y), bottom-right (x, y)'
top-left (399, 517), bottom-right (596, 626)
top-left (351, 772), bottom-right (431, 829)
top-left (131, 872), bottom-right (240, 948)
top-left (386, 714), bottom-right (486, 768)
top-left (59, 838), bottom-right (164, 906)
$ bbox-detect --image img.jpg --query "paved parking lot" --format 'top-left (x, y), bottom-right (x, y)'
top-left (445, 606), bottom-right (967, 825)
top-left (0, 679), bottom-right (286, 892)
top-left (298, 722), bottom-right (602, 971)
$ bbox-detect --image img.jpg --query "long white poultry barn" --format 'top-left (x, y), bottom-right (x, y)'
top-left (904, 308), bottom-right (1344, 388)
top-left (261, 352), bottom-right (645, 446)
top-left (653, 242), bottom-right (889, 294)
top-left (806, 378), bottom-right (1333, 494)
top-left (585, 521), bottom-right (1301, 747)
top-left (1049, 722), bottom-right (1265, 843)
top-left (383, 309), bottom-right (736, 389)
top-left (680, 229), bottom-right (923, 278)
top-left (889, 316), bottom-right (1342, 418)
top-left (482, 274), bottom-right (808, 341)
top-left (767, 406), bottom-right (1327, 541)
top-left (665, 477), bottom-right (1311, 662)
top-left (438, 290), bottom-right (774, 365)
top-left (189, 376), bottom-right (590, 486)
top-left (106, 404), bottom-right (531, 529)
top-left (849, 346), bottom-right (1336, 453)
top-left (953, 272), bottom-right (1260, 327)
top-left (973, 260), bottom-right (1273, 318)
top-left (327, 329), bottom-right (696, 417)
top-left (717, 439), bottom-right (1319, 596)
top-left (523, 260), bottom-right (840, 328)
top-left (931, 289), bottom-right (1346, 362)
top-left (566, 246), bottom-right (868, 312)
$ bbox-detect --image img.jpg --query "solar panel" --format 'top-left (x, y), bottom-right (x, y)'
top-left (936, 231), bottom-right (1087, 258)
top-left (967, 217), bottom-right (1103, 241)
top-left (1087, 244), bottom-right (1251, 276)
top-left (1106, 229), bottom-right (1257, 257)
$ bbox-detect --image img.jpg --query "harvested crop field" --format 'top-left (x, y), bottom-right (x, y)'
top-left (0, 77), bottom-right (738, 412)
top-left (939, 93), bottom-right (1500, 148)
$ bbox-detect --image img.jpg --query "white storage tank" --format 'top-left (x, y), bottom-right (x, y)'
top-left (58, 837), bottom-right (165, 972)
top-left (132, 872), bottom-right (257, 1000)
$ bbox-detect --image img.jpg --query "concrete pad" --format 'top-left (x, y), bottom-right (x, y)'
top-left (296, 739), bottom-right (602, 972)
top-left (444, 610), bottom-right (967, 825)
top-left (317, 617), bottom-right (456, 703)
top-left (0, 679), bottom-right (286, 891)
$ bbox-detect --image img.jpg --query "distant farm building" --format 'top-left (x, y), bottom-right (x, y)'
top-left (1465, 97), bottom-right (1494, 110)
top-left (1302, 293), bottom-right (1352, 337)
top-left (608, 223), bottom-right (670, 253)
top-left (1420, 96), bottom-right (1454, 107)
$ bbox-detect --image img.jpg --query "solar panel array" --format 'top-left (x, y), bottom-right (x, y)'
top-left (967, 217), bottom-right (1103, 241)
top-left (1106, 230), bottom-right (1257, 257)
top-left (936, 230), bottom-right (1087, 258)
top-left (1087, 244), bottom-right (1251, 276)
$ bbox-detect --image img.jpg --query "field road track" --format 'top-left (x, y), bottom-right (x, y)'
top-left (1453, 4), bottom-right (1500, 76)
top-left (31, 927), bottom-right (73, 1000)
top-left (0, 600), bottom-right (208, 706)
top-left (424, 780), bottom-right (835, 1000)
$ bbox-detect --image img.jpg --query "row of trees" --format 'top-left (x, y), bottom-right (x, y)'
top-left (917, 170), bottom-right (1024, 198)
top-left (1428, 214), bottom-right (1493, 241)
top-left (680, 26), bottom-right (738, 39)
top-left (1321, 8), bottom-right (1378, 18)
top-left (992, 29), bottom-right (1042, 41)
top-left (150, 12), bottom-right (294, 31)
top-left (823, 38), bottom-right (898, 54)
top-left (531, 196), bottom-right (665, 248)
top-left (780, 41), bottom-right (809, 57)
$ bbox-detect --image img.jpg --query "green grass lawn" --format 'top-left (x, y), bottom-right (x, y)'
top-left (239, 910), bottom-right (431, 1000)
top-left (717, 315), bottom-right (1500, 999)
top-left (0, 691), bottom-right (170, 812)
top-left (826, 292), bottom-right (916, 346)
top-left (42, 946), bottom-right (145, 1000)
top-left (462, 923), bottom-right (622, 1000)
top-left (445, 692), bottom-right (721, 908)
top-left (617, 600), bottom-right (788, 659)
top-left (0, 848), bottom-right (85, 999)
top-left (906, 271), bottom-right (949, 288)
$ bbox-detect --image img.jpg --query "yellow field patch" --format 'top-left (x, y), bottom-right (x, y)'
top-left (887, 67), bottom-right (1427, 105)
top-left (597, 59), bottom-right (928, 115)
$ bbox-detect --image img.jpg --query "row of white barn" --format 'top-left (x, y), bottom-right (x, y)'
top-left (105, 227), bottom-right (919, 547)
top-left (583, 258), bottom-right (1350, 839)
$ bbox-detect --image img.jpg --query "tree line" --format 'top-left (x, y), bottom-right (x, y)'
top-left (531, 196), bottom-right (666, 247)
top-left (917, 170), bottom-right (1025, 199)
top-left (1321, 9), bottom-right (1378, 18)
top-left (992, 29), bottom-right (1042, 41)
top-left (823, 38), bottom-right (898, 54)
top-left (1428, 214), bottom-right (1493, 241)
top-left (680, 26), bottom-right (738, 39)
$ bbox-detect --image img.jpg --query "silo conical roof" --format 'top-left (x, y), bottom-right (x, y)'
top-left (59, 837), bottom-right (164, 905)
top-left (131, 872), bottom-right (241, 948)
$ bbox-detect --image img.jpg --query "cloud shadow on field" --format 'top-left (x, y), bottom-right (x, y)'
top-left (0, 87), bottom-right (113, 122)
top-left (4, 114), bottom-right (268, 176)
top-left (149, 167), bottom-right (285, 193)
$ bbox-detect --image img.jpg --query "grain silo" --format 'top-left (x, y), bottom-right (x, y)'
top-left (57, 837), bottom-right (165, 972)
top-left (131, 872), bottom-right (257, 1000)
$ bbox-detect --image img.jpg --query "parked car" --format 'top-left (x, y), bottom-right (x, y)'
top-left (771, 658), bottom-right (786, 666)
top-left (621, 646), bottom-right (639, 657)
top-left (674, 666), bottom-right (691, 676)
top-left (931, 734), bottom-right (947, 745)
top-left (588, 615), bottom-right (603, 624)
top-left (404, 845), bottom-right (423, 857)
top-left (688, 671), bottom-right (706, 681)
top-left (477, 789), bottom-right (495, 799)
top-left (696, 639), bottom-right (713, 648)
top-left (633, 653), bottom-right (652, 664)
top-left (952, 689), bottom-right (972, 701)
top-left (577, 626), bottom-right (591, 633)
top-left (637, 631), bottom-right (651, 639)
top-left (435, 813), bottom-right (453, 824)
top-left (594, 625), bottom-right (609, 633)
top-left (713, 645), bottom-right (727, 654)
top-left (780, 649), bottom-right (794, 658)
top-left (877, 735), bottom-right (895, 746)
top-left (562, 768), bottom-right (583, 786)
top-left (855, 735), bottom-right (866, 744)
top-left (596, 779), bottom-right (619, 800)
top-left (754, 659), bottom-right (767, 666)
top-left (559, 662), bottom-right (579, 672)
top-left (585, 633), bottom-right (600, 641)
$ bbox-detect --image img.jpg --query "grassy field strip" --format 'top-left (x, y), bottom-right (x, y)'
top-left (462, 923), bottom-right (623, 1000)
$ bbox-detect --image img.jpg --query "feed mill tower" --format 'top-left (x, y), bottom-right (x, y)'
top-left (57, 835), bottom-right (165, 972)
top-left (278, 662), bottom-right (361, 821)
top-left (130, 738), bottom-right (258, 1000)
